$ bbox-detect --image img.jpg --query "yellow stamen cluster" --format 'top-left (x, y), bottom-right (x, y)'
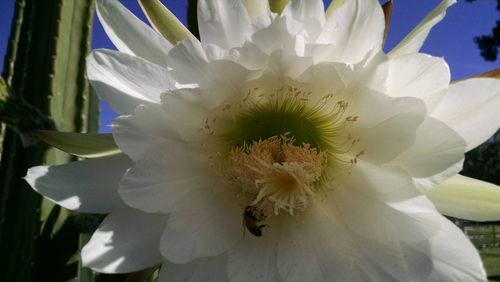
top-left (229, 135), bottom-right (326, 215)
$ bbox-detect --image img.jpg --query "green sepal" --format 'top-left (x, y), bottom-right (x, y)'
top-left (35, 130), bottom-right (121, 158)
top-left (427, 174), bottom-right (500, 222)
top-left (269, 0), bottom-right (289, 14)
top-left (0, 77), bottom-right (6, 100)
top-left (138, 0), bottom-right (195, 44)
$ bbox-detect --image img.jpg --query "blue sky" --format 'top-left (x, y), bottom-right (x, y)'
top-left (1, 0), bottom-right (498, 133)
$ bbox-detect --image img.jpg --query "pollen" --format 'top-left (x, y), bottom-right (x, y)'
top-left (229, 135), bottom-right (326, 215)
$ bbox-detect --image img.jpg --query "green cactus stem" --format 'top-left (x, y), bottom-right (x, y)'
top-left (0, 0), bottom-right (97, 281)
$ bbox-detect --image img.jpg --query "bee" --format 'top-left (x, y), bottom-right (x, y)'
top-left (243, 205), bottom-right (268, 237)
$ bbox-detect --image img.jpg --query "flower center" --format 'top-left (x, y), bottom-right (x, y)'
top-left (206, 83), bottom-right (362, 220)
top-left (229, 135), bottom-right (326, 215)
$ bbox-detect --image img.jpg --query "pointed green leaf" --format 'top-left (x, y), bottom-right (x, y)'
top-left (35, 130), bottom-right (121, 158)
top-left (427, 174), bottom-right (500, 221)
top-left (0, 77), bottom-right (6, 95)
top-left (389, 0), bottom-right (456, 57)
top-left (138, 0), bottom-right (195, 44)
top-left (269, 0), bottom-right (289, 14)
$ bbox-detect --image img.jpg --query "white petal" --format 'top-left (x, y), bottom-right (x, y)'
top-left (317, 0), bottom-right (385, 63)
top-left (162, 60), bottom-right (257, 117)
top-left (298, 62), bottom-right (351, 100)
top-left (389, 0), bottom-right (456, 57)
top-left (25, 154), bottom-right (130, 213)
top-left (283, 0), bottom-right (325, 25)
top-left (300, 51), bottom-right (387, 101)
top-left (197, 0), bottom-right (252, 49)
top-left (333, 189), bottom-right (441, 243)
top-left (118, 142), bottom-right (212, 214)
top-left (338, 161), bottom-right (419, 202)
top-left (317, 191), bottom-right (485, 280)
top-left (385, 53), bottom-right (450, 111)
top-left (348, 215), bottom-right (485, 281)
top-left (95, 0), bottom-right (172, 64)
top-left (431, 78), bottom-right (500, 151)
top-left (413, 159), bottom-right (464, 192)
top-left (160, 189), bottom-right (241, 264)
top-left (277, 205), bottom-right (352, 282)
top-left (261, 49), bottom-right (314, 80)
top-left (87, 49), bottom-right (174, 114)
top-left (159, 255), bottom-right (229, 282)
top-left (348, 235), bottom-right (417, 281)
top-left (393, 117), bottom-right (466, 178)
top-left (350, 89), bottom-right (426, 164)
top-left (242, 0), bottom-right (271, 24)
top-left (404, 216), bottom-right (486, 281)
top-left (427, 174), bottom-right (500, 221)
top-left (113, 104), bottom-right (174, 161)
top-left (81, 206), bottom-right (167, 273)
top-left (283, 0), bottom-right (325, 41)
top-left (166, 39), bottom-right (211, 86)
top-left (228, 42), bottom-right (269, 70)
top-left (161, 88), bottom-right (219, 140)
top-left (250, 17), bottom-right (302, 55)
top-left (227, 217), bottom-right (282, 282)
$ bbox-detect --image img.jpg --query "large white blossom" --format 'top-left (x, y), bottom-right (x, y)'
top-left (26, 0), bottom-right (500, 281)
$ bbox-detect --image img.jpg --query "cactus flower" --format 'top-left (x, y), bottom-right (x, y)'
top-left (26, 0), bottom-right (500, 281)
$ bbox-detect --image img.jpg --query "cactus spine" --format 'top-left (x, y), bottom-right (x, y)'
top-left (0, 0), bottom-right (97, 281)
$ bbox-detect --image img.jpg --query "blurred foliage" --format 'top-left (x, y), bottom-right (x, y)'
top-left (465, 0), bottom-right (500, 61)
top-left (462, 131), bottom-right (500, 186)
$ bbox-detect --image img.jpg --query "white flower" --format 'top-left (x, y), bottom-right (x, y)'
top-left (26, 0), bottom-right (500, 281)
